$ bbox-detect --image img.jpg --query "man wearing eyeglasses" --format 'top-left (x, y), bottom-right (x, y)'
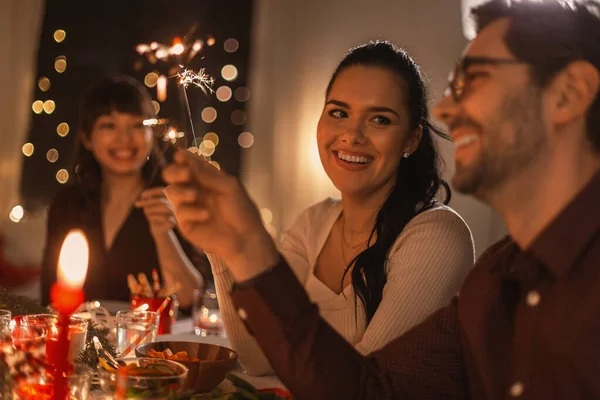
top-left (163, 0), bottom-right (600, 399)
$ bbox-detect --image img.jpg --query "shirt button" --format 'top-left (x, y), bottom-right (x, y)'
top-left (510, 381), bottom-right (524, 397)
top-left (238, 308), bottom-right (248, 320)
top-left (526, 290), bottom-right (541, 307)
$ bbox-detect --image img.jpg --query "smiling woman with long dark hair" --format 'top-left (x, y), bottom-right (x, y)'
top-left (41, 75), bottom-right (208, 307)
top-left (208, 41), bottom-right (475, 376)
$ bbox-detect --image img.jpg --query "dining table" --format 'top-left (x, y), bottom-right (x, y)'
top-left (89, 315), bottom-right (287, 399)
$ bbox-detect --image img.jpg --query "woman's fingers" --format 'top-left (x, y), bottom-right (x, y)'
top-left (140, 187), bottom-right (166, 199)
top-left (161, 185), bottom-right (199, 205)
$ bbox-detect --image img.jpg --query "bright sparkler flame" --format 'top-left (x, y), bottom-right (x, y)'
top-left (176, 66), bottom-right (215, 94)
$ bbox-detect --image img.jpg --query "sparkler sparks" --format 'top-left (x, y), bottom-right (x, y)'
top-left (174, 66), bottom-right (215, 149)
top-left (176, 67), bottom-right (215, 94)
top-left (136, 27), bottom-right (216, 156)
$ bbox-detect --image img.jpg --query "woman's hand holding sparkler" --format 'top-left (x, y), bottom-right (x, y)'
top-left (163, 150), bottom-right (280, 282)
top-left (135, 187), bottom-right (177, 236)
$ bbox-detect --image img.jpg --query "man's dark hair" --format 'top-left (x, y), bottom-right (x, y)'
top-left (472, 0), bottom-right (600, 151)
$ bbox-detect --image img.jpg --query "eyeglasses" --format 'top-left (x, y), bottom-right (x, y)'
top-left (445, 56), bottom-right (524, 102)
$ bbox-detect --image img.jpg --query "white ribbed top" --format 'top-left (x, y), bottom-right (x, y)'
top-left (208, 198), bottom-right (474, 376)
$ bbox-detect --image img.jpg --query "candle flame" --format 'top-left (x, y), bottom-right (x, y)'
top-left (209, 314), bottom-right (218, 323)
top-left (58, 230), bottom-right (89, 289)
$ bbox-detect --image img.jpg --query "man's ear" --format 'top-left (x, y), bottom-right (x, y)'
top-left (547, 61), bottom-right (600, 125)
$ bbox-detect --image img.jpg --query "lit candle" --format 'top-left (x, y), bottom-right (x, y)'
top-left (50, 230), bottom-right (89, 400)
top-left (157, 75), bottom-right (167, 102)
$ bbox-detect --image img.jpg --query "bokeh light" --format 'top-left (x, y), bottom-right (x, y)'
top-left (46, 149), bottom-right (59, 163)
top-left (224, 38), bottom-right (239, 53)
top-left (57, 122), bottom-right (70, 137)
top-left (199, 140), bottom-right (216, 157)
top-left (238, 132), bottom-right (254, 148)
top-left (38, 77), bottom-right (51, 92)
top-left (221, 65), bottom-right (238, 82)
top-left (55, 56), bottom-right (67, 73)
top-left (231, 109), bottom-right (246, 126)
top-left (53, 30), bottom-right (66, 43)
top-left (22, 143), bottom-right (34, 157)
top-left (234, 87), bottom-right (250, 102)
top-left (144, 72), bottom-right (159, 88)
top-left (32, 100), bottom-right (44, 114)
top-left (203, 132), bottom-right (219, 146)
top-left (43, 100), bottom-right (56, 114)
top-left (9, 205), bottom-right (24, 223)
top-left (216, 86), bottom-right (232, 102)
top-left (56, 169), bottom-right (69, 184)
top-left (201, 107), bottom-right (217, 123)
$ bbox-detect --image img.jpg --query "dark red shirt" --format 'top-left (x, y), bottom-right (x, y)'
top-left (231, 172), bottom-right (600, 400)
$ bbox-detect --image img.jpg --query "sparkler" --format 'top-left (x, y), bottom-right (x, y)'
top-left (136, 27), bottom-right (215, 168)
top-left (175, 66), bottom-right (215, 148)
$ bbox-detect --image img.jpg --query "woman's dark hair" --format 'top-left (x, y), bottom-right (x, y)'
top-left (328, 41), bottom-right (451, 323)
top-left (472, 0), bottom-right (600, 151)
top-left (73, 75), bottom-right (161, 200)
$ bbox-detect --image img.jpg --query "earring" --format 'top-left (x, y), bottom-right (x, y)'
top-left (403, 152), bottom-right (410, 159)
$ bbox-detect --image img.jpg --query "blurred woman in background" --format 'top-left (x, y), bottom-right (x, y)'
top-left (41, 75), bottom-right (208, 307)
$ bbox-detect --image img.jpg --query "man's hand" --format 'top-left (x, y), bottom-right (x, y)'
top-left (162, 150), bottom-right (280, 282)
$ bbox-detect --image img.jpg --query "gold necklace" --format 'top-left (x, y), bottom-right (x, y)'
top-left (341, 217), bottom-right (371, 249)
top-left (340, 218), bottom-right (370, 266)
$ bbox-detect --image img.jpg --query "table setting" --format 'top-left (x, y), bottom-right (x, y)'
top-left (0, 230), bottom-right (290, 399)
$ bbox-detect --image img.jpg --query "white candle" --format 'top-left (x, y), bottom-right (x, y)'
top-left (157, 75), bottom-right (167, 102)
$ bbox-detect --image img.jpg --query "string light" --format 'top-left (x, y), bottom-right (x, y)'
top-left (224, 38), bottom-right (239, 53)
top-left (56, 169), bottom-right (69, 184)
top-left (216, 86), bottom-right (232, 102)
top-left (203, 132), bottom-right (219, 146)
top-left (32, 101), bottom-right (44, 114)
top-left (38, 77), bottom-right (51, 92)
top-left (199, 140), bottom-right (216, 157)
top-left (53, 30), bottom-right (66, 43)
top-left (54, 56), bottom-right (67, 73)
top-left (144, 72), bottom-right (159, 88)
top-left (46, 149), bottom-right (59, 163)
top-left (57, 122), bottom-right (70, 137)
top-left (43, 100), bottom-right (56, 114)
top-left (22, 143), bottom-right (34, 157)
top-left (201, 107), bottom-right (217, 123)
top-left (221, 65), bottom-right (238, 82)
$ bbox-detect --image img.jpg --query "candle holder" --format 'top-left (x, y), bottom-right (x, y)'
top-left (12, 365), bottom-right (92, 400)
top-left (192, 287), bottom-right (223, 337)
top-left (19, 314), bottom-right (88, 365)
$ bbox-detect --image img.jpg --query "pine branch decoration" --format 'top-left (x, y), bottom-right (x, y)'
top-left (75, 320), bottom-right (117, 369)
